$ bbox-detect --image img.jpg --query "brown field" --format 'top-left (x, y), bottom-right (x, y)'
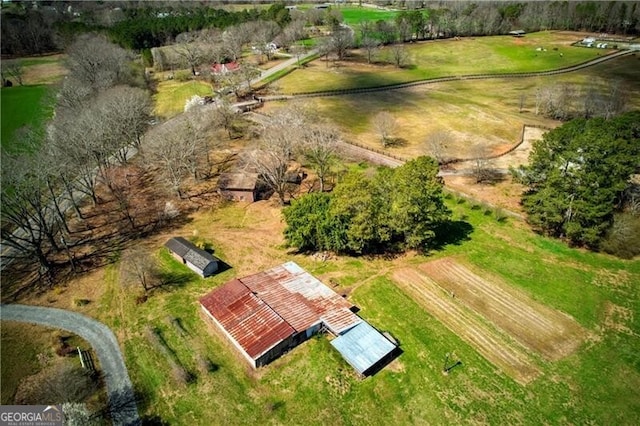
top-left (419, 258), bottom-right (585, 360)
top-left (22, 54), bottom-right (67, 85)
top-left (391, 267), bottom-right (540, 384)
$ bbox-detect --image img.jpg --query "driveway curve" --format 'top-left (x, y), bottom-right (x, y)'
top-left (0, 304), bottom-right (140, 426)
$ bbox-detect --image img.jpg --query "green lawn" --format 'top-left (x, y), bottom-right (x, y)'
top-left (153, 80), bottom-right (212, 119)
top-left (277, 32), bottom-right (606, 93)
top-left (95, 196), bottom-right (640, 425)
top-left (336, 6), bottom-right (401, 25)
top-left (0, 85), bottom-right (51, 152)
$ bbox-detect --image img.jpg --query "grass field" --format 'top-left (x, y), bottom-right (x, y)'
top-left (153, 80), bottom-right (213, 118)
top-left (0, 85), bottom-right (52, 152)
top-left (335, 6), bottom-right (400, 25)
top-left (21, 192), bottom-right (634, 425)
top-left (267, 54), bottom-right (640, 163)
top-left (277, 32), bottom-right (607, 93)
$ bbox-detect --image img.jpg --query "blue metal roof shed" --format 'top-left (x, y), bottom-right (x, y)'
top-left (330, 321), bottom-right (397, 376)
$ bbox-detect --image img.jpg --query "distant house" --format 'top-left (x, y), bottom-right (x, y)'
top-left (509, 30), bottom-right (525, 37)
top-left (211, 61), bottom-right (240, 75)
top-left (164, 237), bottom-right (218, 278)
top-left (218, 173), bottom-right (259, 202)
top-left (199, 261), bottom-right (398, 374)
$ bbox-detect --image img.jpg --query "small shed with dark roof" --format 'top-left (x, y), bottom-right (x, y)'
top-left (218, 173), bottom-right (259, 202)
top-left (164, 237), bottom-right (218, 278)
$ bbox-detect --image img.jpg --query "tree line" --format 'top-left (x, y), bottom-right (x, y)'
top-left (1, 34), bottom-right (152, 282)
top-left (3, 2), bottom-right (639, 58)
top-left (512, 110), bottom-right (640, 256)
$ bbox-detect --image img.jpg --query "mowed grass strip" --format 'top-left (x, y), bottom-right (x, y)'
top-left (277, 31), bottom-right (605, 93)
top-left (391, 267), bottom-right (540, 384)
top-left (418, 258), bottom-right (585, 361)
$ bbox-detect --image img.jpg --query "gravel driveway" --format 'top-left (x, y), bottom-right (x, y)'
top-left (0, 304), bottom-right (140, 426)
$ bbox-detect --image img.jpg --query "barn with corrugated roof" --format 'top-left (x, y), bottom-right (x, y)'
top-left (199, 261), bottom-right (397, 374)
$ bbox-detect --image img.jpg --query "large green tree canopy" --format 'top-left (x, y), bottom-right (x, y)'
top-left (283, 156), bottom-right (451, 255)
top-left (513, 111), bottom-right (640, 247)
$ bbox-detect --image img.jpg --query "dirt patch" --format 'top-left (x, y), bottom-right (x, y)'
top-left (603, 302), bottom-right (635, 336)
top-left (419, 258), bottom-right (585, 361)
top-left (391, 268), bottom-right (539, 385)
top-left (444, 174), bottom-right (526, 213)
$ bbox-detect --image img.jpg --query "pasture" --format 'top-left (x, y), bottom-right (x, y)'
top-left (276, 32), bottom-right (606, 93)
top-left (271, 53), bottom-right (640, 167)
top-left (18, 193), bottom-right (640, 425)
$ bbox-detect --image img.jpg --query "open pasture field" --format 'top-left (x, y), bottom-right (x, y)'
top-left (14, 193), bottom-right (640, 425)
top-left (277, 31), bottom-right (607, 93)
top-left (280, 53), bottom-right (640, 164)
top-left (334, 6), bottom-right (400, 25)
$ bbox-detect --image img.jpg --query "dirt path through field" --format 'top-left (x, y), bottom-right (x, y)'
top-left (392, 268), bottom-right (540, 384)
top-left (419, 258), bottom-right (585, 361)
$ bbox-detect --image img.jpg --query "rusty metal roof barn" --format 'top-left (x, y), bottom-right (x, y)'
top-left (199, 262), bottom-right (397, 373)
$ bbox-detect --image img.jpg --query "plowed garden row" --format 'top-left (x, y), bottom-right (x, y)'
top-left (392, 258), bottom-right (585, 384)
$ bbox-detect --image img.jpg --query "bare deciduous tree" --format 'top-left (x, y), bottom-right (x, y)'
top-left (301, 125), bottom-right (339, 192)
top-left (361, 37), bottom-right (381, 64)
top-left (121, 247), bottom-right (161, 292)
top-left (246, 105), bottom-right (307, 204)
top-left (252, 21), bottom-right (282, 63)
top-left (471, 144), bottom-right (494, 183)
top-left (1, 148), bottom-right (61, 281)
top-left (174, 32), bottom-right (209, 76)
top-left (67, 33), bottom-right (131, 90)
top-left (373, 111), bottom-right (397, 148)
top-left (329, 25), bottom-right (354, 61)
top-left (390, 43), bottom-right (409, 68)
top-left (424, 130), bottom-right (452, 164)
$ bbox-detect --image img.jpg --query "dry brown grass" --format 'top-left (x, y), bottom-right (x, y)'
top-left (419, 258), bottom-right (585, 361)
top-left (21, 54), bottom-right (67, 85)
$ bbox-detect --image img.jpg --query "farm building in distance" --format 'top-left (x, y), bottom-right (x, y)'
top-left (218, 172), bottom-right (259, 202)
top-left (199, 262), bottom-right (397, 375)
top-left (164, 237), bottom-right (218, 278)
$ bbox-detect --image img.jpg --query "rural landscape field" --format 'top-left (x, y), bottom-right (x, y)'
top-left (1, 1), bottom-right (639, 425)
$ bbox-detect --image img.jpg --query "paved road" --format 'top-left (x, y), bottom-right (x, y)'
top-left (249, 48), bottom-right (319, 88)
top-left (0, 304), bottom-right (140, 426)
